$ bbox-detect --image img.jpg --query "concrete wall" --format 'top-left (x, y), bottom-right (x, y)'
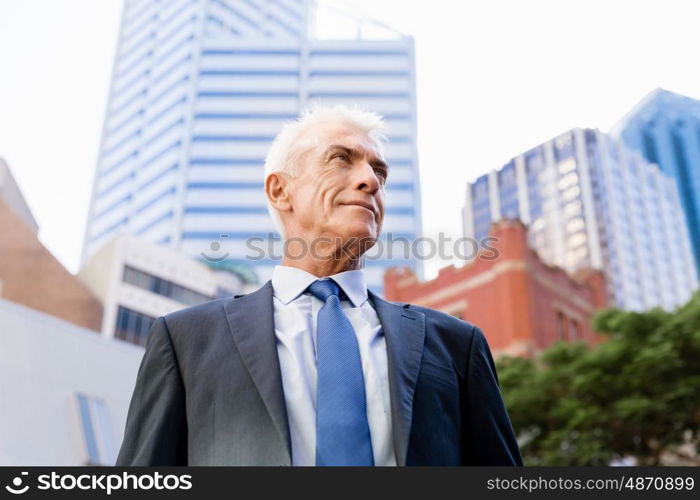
top-left (0, 298), bottom-right (144, 465)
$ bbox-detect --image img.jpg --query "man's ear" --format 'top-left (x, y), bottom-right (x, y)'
top-left (265, 172), bottom-right (292, 213)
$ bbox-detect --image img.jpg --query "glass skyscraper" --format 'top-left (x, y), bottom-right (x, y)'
top-left (612, 88), bottom-right (700, 278)
top-left (463, 128), bottom-right (697, 311)
top-left (83, 0), bottom-right (422, 292)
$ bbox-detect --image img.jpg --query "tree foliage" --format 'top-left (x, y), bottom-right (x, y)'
top-left (497, 293), bottom-right (700, 465)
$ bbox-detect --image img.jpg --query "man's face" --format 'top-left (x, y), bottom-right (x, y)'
top-left (284, 122), bottom-right (388, 248)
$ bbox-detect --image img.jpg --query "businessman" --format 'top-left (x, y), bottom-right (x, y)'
top-left (116, 106), bottom-right (523, 466)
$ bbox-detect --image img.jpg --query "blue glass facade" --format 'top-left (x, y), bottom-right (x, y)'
top-left (470, 175), bottom-right (491, 241)
top-left (498, 161), bottom-right (519, 220)
top-left (524, 147), bottom-right (545, 223)
top-left (614, 89), bottom-right (700, 277)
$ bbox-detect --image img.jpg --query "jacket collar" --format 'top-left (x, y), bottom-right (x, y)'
top-left (223, 281), bottom-right (292, 464)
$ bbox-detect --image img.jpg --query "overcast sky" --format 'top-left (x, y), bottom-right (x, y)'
top-left (1, 0), bottom-right (699, 278)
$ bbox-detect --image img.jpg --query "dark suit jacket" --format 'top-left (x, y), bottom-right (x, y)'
top-left (116, 280), bottom-right (523, 466)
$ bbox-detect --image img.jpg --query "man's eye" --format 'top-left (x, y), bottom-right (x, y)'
top-left (374, 168), bottom-right (387, 181)
top-left (333, 154), bottom-right (349, 162)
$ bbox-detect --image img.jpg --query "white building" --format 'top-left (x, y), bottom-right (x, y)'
top-left (82, 0), bottom-right (422, 293)
top-left (0, 298), bottom-right (143, 465)
top-left (79, 234), bottom-right (251, 346)
top-left (463, 128), bottom-right (697, 311)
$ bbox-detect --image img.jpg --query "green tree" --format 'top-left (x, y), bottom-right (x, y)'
top-left (497, 293), bottom-right (700, 465)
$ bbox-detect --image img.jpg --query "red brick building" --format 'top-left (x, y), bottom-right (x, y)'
top-left (384, 219), bottom-right (607, 357)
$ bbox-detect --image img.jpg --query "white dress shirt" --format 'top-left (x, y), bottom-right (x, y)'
top-left (271, 265), bottom-right (396, 466)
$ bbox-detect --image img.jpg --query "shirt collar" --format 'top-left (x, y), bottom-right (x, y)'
top-left (271, 265), bottom-right (368, 307)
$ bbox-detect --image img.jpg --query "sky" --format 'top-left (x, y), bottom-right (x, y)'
top-left (1, 0), bottom-right (699, 279)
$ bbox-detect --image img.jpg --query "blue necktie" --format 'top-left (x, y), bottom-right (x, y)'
top-left (306, 279), bottom-right (374, 466)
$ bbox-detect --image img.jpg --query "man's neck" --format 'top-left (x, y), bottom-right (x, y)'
top-left (279, 231), bottom-right (375, 277)
top-left (279, 257), bottom-right (363, 278)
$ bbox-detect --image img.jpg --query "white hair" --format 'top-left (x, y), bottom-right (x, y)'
top-left (263, 105), bottom-right (388, 239)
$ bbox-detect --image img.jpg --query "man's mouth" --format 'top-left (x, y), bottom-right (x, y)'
top-left (342, 201), bottom-right (376, 215)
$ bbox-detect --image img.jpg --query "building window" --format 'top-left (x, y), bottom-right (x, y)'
top-left (115, 305), bottom-right (156, 346)
top-left (570, 319), bottom-right (580, 340)
top-left (498, 163), bottom-right (516, 186)
top-left (642, 129), bottom-right (659, 165)
top-left (525, 148), bottom-right (543, 174)
top-left (558, 158), bottom-right (577, 175)
top-left (75, 393), bottom-right (116, 466)
top-left (500, 199), bottom-right (519, 219)
top-left (556, 311), bottom-right (568, 340)
top-left (123, 265), bottom-right (212, 305)
top-left (558, 171), bottom-right (579, 190)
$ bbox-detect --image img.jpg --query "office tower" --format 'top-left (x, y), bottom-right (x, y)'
top-left (463, 128), bottom-right (697, 311)
top-left (612, 88), bottom-right (700, 277)
top-left (83, 0), bottom-right (421, 292)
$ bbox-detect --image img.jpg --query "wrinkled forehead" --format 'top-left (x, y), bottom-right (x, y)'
top-left (298, 121), bottom-right (384, 159)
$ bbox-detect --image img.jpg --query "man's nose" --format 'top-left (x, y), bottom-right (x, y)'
top-left (352, 162), bottom-right (381, 193)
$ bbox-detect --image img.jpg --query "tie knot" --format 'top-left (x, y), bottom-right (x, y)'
top-left (306, 279), bottom-right (341, 302)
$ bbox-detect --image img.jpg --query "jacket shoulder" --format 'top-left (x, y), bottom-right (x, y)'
top-left (161, 296), bottom-right (247, 339)
top-left (402, 302), bottom-right (480, 335)
top-left (163, 296), bottom-right (230, 322)
top-left (162, 282), bottom-right (270, 333)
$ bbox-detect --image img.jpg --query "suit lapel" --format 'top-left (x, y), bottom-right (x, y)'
top-left (223, 280), bottom-right (291, 462)
top-left (369, 291), bottom-right (425, 466)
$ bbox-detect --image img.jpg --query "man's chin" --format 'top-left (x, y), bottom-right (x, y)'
top-left (345, 226), bottom-right (379, 241)
top-left (338, 227), bottom-right (379, 251)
